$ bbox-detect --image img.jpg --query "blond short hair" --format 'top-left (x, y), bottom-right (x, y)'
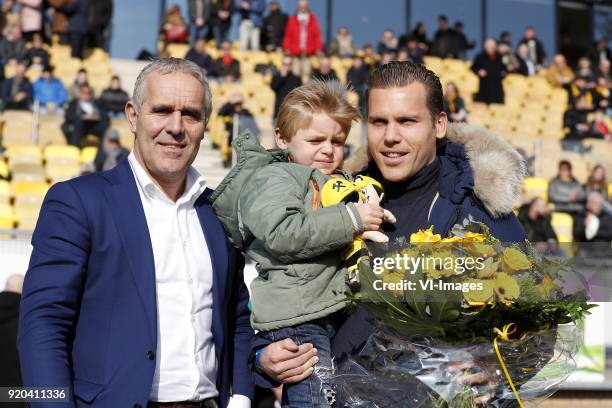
top-left (276, 80), bottom-right (360, 141)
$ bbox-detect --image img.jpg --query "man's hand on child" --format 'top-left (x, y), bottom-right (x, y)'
top-left (259, 339), bottom-right (319, 384)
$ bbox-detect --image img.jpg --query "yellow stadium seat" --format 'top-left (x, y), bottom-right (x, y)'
top-left (81, 146), bottom-right (98, 164)
top-left (44, 145), bottom-right (80, 165)
top-left (0, 203), bottom-right (15, 226)
top-left (551, 212), bottom-right (573, 242)
top-left (0, 217), bottom-right (14, 230)
top-left (2, 109), bottom-right (33, 122)
top-left (46, 163), bottom-right (81, 183)
top-left (522, 177), bottom-right (548, 201)
top-left (11, 163), bottom-right (46, 182)
top-left (0, 184), bottom-right (10, 208)
top-left (5, 145), bottom-right (43, 165)
top-left (0, 158), bottom-right (8, 179)
top-left (11, 181), bottom-right (50, 197)
top-left (38, 122), bottom-right (67, 146)
top-left (2, 121), bottom-right (34, 145)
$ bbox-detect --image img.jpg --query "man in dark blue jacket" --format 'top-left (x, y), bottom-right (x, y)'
top-left (252, 61), bottom-right (527, 392)
top-left (64, 0), bottom-right (88, 59)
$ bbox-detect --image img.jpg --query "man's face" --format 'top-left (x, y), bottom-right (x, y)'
top-left (367, 83), bottom-right (447, 183)
top-left (554, 55), bottom-right (566, 68)
top-left (15, 64), bottom-right (26, 77)
top-left (79, 86), bottom-right (93, 101)
top-left (275, 112), bottom-right (346, 176)
top-left (484, 39), bottom-right (497, 54)
top-left (126, 71), bottom-right (206, 186)
top-left (319, 58), bottom-right (330, 73)
top-left (587, 195), bottom-right (604, 215)
top-left (559, 164), bottom-right (571, 180)
top-left (195, 39), bottom-right (206, 53)
top-left (525, 28), bottom-right (535, 40)
top-left (298, 0), bottom-right (309, 13)
top-left (518, 44), bottom-right (528, 58)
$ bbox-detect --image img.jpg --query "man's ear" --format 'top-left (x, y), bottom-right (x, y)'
top-left (125, 100), bottom-right (138, 134)
top-left (435, 112), bottom-right (448, 139)
top-left (274, 128), bottom-right (288, 149)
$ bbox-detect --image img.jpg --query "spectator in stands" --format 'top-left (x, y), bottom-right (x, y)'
top-left (563, 95), bottom-right (596, 141)
top-left (62, 84), bottom-right (109, 146)
top-left (379, 51), bottom-right (393, 67)
top-left (23, 32), bottom-right (48, 68)
top-left (0, 274), bottom-right (24, 402)
top-left (48, 0), bottom-right (69, 44)
top-left (346, 55), bottom-right (369, 115)
top-left (1, 61), bottom-right (32, 110)
top-left (432, 15), bottom-right (459, 58)
top-left (94, 127), bottom-right (129, 172)
top-left (595, 77), bottom-right (610, 116)
top-left (188, 0), bottom-right (211, 44)
top-left (0, 25), bottom-right (26, 64)
top-left (591, 110), bottom-right (611, 141)
top-left (514, 43), bottom-right (537, 76)
top-left (0, 1), bottom-right (10, 35)
top-left (454, 21), bottom-right (474, 60)
top-left (328, 26), bottom-right (355, 58)
top-left (210, 0), bottom-right (234, 48)
top-left (271, 55), bottom-right (301, 119)
top-left (518, 197), bottom-right (558, 246)
top-left (262, 0), bottom-right (287, 52)
top-left (17, 0), bottom-right (43, 42)
top-left (518, 26), bottom-right (546, 67)
top-left (588, 37), bottom-right (611, 68)
top-left (64, 0), bottom-right (87, 59)
top-left (443, 81), bottom-right (467, 122)
top-left (362, 43), bottom-right (378, 70)
top-left (238, 0), bottom-right (265, 52)
top-left (212, 40), bottom-right (240, 81)
top-left (566, 76), bottom-right (595, 109)
top-left (162, 4), bottom-right (188, 44)
top-left (548, 160), bottom-right (586, 215)
top-left (396, 48), bottom-right (409, 62)
top-left (100, 75), bottom-right (129, 118)
top-left (33, 65), bottom-right (67, 115)
top-left (404, 36), bottom-right (425, 64)
top-left (411, 21), bottom-right (430, 53)
top-left (547, 54), bottom-right (574, 87)
top-left (575, 57), bottom-right (596, 85)
top-left (68, 67), bottom-right (90, 101)
top-left (471, 38), bottom-right (506, 104)
top-left (311, 56), bottom-right (338, 82)
top-left (573, 192), bottom-right (612, 242)
top-left (585, 164), bottom-right (609, 201)
top-left (86, 0), bottom-right (113, 50)
top-left (185, 37), bottom-right (213, 74)
top-left (282, 0), bottom-right (323, 80)
top-left (218, 93), bottom-right (259, 167)
top-left (597, 59), bottom-right (610, 82)
top-left (499, 31), bottom-right (512, 48)
top-left (377, 28), bottom-right (398, 56)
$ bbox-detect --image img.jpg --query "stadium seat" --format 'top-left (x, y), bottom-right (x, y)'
top-left (11, 181), bottom-right (50, 197)
top-left (38, 122), bottom-right (67, 146)
top-left (0, 158), bottom-right (8, 179)
top-left (5, 145), bottom-right (43, 166)
top-left (0, 179), bottom-right (11, 204)
top-left (551, 212), bottom-right (573, 243)
top-left (10, 163), bottom-right (47, 182)
top-left (0, 203), bottom-right (15, 227)
top-left (81, 146), bottom-right (98, 164)
top-left (44, 145), bottom-right (80, 165)
top-left (2, 121), bottom-right (34, 145)
top-left (522, 177), bottom-right (548, 201)
top-left (46, 163), bottom-right (81, 183)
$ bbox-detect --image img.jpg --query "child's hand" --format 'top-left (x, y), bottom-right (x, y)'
top-left (355, 202), bottom-right (384, 232)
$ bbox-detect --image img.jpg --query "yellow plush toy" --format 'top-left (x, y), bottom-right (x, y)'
top-left (320, 175), bottom-right (396, 290)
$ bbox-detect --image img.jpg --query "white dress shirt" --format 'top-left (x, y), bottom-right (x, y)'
top-left (128, 152), bottom-right (218, 402)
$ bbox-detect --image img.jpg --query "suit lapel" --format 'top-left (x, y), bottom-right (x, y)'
top-left (195, 189), bottom-right (229, 353)
top-left (103, 160), bottom-right (157, 344)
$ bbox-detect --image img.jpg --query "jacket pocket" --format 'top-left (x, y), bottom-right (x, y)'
top-left (73, 378), bottom-right (104, 403)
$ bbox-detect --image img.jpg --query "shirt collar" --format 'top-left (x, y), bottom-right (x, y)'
top-left (128, 151), bottom-right (207, 206)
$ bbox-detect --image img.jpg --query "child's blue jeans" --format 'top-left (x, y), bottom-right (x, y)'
top-left (258, 312), bottom-right (346, 408)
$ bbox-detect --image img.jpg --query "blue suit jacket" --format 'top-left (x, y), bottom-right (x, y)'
top-left (18, 160), bottom-right (254, 407)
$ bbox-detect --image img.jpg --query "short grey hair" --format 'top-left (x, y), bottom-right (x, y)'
top-left (132, 57), bottom-right (213, 124)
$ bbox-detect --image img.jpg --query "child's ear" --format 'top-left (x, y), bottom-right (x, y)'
top-left (275, 128), bottom-right (288, 149)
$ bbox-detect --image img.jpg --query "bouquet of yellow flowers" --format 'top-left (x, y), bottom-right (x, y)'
top-left (334, 217), bottom-right (594, 407)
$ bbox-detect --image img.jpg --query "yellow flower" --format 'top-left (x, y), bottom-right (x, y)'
top-left (410, 226), bottom-right (441, 243)
top-left (494, 272), bottom-right (521, 304)
top-left (465, 242), bottom-right (497, 257)
top-left (537, 275), bottom-right (560, 300)
top-left (440, 236), bottom-right (464, 243)
top-left (380, 270), bottom-right (405, 297)
top-left (463, 232), bottom-right (486, 243)
top-left (463, 279), bottom-right (495, 305)
top-left (477, 257), bottom-right (499, 278)
top-left (422, 251), bottom-right (455, 279)
top-left (501, 247), bottom-right (532, 274)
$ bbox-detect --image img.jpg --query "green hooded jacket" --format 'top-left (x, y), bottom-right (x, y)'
top-left (211, 131), bottom-right (355, 331)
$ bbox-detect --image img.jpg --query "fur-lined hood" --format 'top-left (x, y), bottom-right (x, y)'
top-left (343, 123), bottom-right (526, 218)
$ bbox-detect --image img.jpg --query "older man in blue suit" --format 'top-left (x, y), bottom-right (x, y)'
top-left (18, 58), bottom-right (254, 408)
